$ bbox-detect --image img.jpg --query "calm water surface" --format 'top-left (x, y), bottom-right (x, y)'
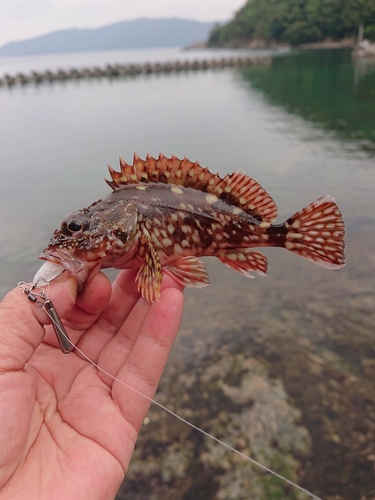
top-left (0, 46), bottom-right (274, 74)
top-left (1, 48), bottom-right (374, 499)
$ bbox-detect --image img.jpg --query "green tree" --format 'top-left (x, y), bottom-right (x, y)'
top-left (207, 0), bottom-right (375, 46)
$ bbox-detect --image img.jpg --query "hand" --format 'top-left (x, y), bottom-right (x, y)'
top-left (0, 270), bottom-right (184, 499)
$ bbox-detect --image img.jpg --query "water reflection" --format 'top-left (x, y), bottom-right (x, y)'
top-left (241, 49), bottom-right (375, 155)
top-left (353, 56), bottom-right (375, 87)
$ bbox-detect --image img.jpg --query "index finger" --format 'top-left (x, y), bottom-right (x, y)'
top-left (0, 276), bottom-right (77, 371)
top-left (76, 270), bottom-right (184, 362)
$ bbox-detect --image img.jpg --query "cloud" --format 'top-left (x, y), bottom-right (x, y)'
top-left (0, 0), bottom-right (50, 18)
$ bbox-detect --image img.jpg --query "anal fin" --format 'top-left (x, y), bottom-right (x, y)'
top-left (164, 257), bottom-right (210, 288)
top-left (218, 250), bottom-right (268, 278)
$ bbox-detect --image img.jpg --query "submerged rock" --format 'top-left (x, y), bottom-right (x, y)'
top-left (117, 354), bottom-right (311, 500)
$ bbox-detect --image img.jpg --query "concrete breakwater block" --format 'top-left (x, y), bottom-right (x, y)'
top-left (0, 56), bottom-right (272, 87)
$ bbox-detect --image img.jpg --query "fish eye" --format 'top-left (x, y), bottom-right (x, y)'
top-left (68, 219), bottom-right (83, 232)
top-left (61, 214), bottom-right (89, 237)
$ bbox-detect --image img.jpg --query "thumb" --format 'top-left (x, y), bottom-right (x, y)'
top-left (0, 275), bottom-right (77, 372)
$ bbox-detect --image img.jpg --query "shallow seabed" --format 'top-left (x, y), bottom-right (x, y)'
top-left (1, 47), bottom-right (374, 499)
top-left (118, 230), bottom-right (375, 500)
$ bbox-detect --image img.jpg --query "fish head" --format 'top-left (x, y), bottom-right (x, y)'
top-left (39, 202), bottom-right (139, 290)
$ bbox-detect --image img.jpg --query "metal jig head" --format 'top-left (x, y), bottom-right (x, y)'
top-left (18, 281), bottom-right (73, 354)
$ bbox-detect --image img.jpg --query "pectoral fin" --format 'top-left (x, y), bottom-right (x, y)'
top-left (165, 256), bottom-right (210, 288)
top-left (218, 250), bottom-right (268, 278)
top-left (136, 236), bottom-right (162, 302)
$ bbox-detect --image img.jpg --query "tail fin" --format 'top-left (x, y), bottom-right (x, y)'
top-left (284, 195), bottom-right (345, 269)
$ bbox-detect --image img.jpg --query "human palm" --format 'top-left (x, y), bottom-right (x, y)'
top-left (0, 270), bottom-right (184, 499)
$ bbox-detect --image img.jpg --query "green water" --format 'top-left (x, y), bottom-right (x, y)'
top-left (242, 49), bottom-right (375, 155)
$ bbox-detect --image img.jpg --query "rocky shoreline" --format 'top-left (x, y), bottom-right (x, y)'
top-left (0, 55), bottom-right (271, 88)
top-left (204, 37), bottom-right (356, 51)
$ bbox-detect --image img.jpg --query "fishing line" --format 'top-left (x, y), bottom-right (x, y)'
top-left (42, 306), bottom-right (322, 500)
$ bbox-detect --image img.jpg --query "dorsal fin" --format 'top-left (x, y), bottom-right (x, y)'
top-left (105, 152), bottom-right (277, 222)
top-left (211, 170), bottom-right (277, 222)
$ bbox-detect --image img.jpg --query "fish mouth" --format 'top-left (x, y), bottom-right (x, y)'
top-left (39, 248), bottom-right (85, 276)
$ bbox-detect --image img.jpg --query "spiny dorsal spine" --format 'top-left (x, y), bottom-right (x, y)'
top-left (106, 152), bottom-right (277, 222)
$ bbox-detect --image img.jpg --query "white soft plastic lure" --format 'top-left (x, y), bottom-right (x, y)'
top-left (33, 261), bottom-right (65, 286)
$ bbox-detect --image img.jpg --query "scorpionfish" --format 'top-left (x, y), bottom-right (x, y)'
top-left (40, 153), bottom-right (345, 302)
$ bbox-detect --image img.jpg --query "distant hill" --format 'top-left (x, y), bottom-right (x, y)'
top-left (0, 18), bottom-right (215, 57)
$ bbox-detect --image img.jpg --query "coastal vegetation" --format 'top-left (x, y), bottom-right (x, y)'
top-left (208, 0), bottom-right (375, 46)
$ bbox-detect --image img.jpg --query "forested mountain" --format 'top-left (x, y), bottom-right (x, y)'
top-left (208, 0), bottom-right (375, 46)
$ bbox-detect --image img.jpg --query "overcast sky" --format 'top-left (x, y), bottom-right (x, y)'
top-left (0, 0), bottom-right (245, 47)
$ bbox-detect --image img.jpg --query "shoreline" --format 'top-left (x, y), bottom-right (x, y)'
top-left (192, 36), bottom-right (357, 51)
top-left (300, 37), bottom-right (356, 49)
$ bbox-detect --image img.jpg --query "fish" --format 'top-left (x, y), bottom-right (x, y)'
top-left (39, 152), bottom-right (345, 302)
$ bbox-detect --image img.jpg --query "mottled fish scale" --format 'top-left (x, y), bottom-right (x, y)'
top-left (40, 152), bottom-right (345, 303)
top-left (109, 183), bottom-right (265, 258)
